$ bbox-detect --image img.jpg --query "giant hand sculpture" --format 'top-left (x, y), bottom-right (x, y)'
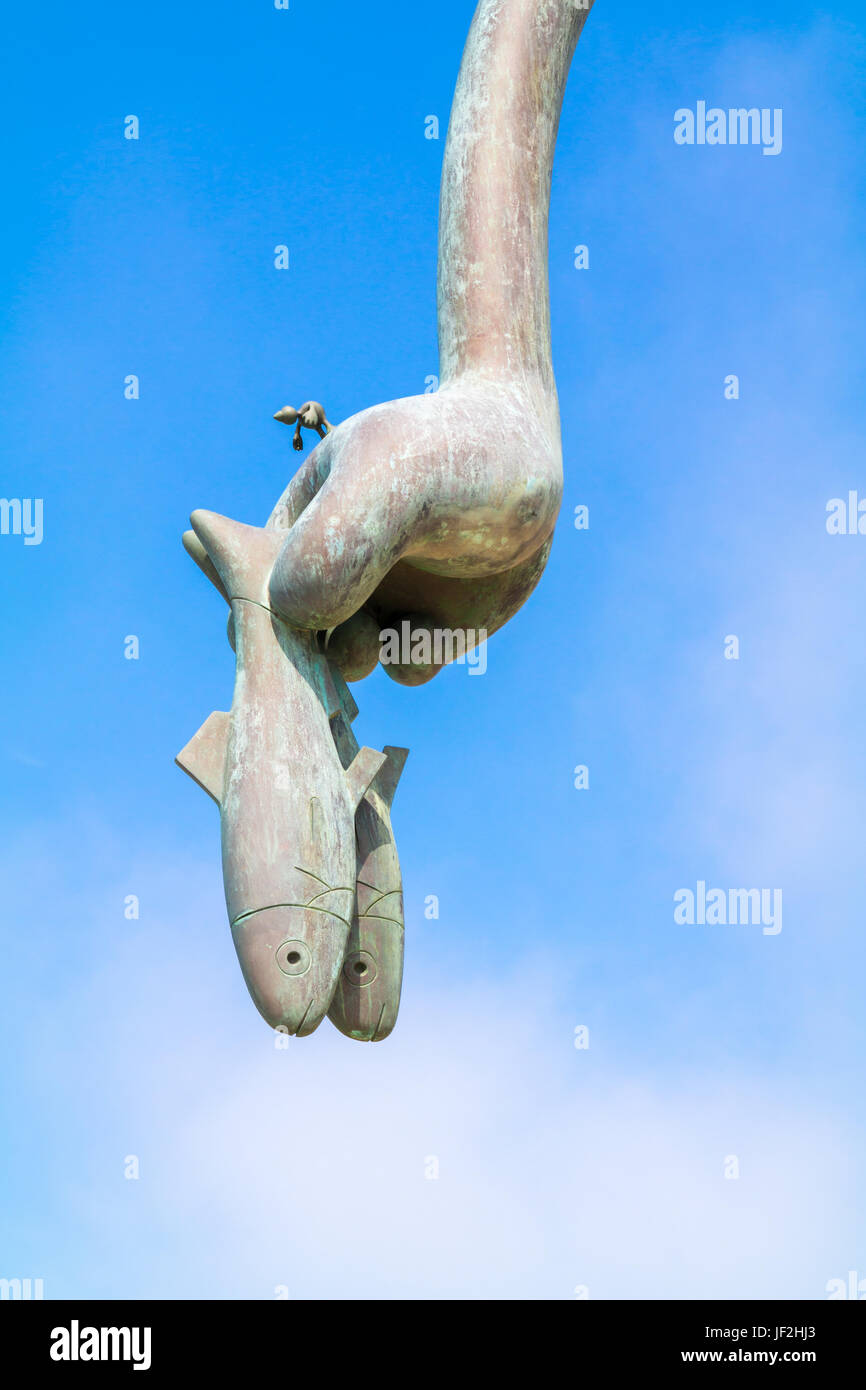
top-left (177, 0), bottom-right (595, 1038)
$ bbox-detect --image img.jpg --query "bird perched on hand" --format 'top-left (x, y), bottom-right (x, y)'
top-left (273, 401), bottom-right (334, 452)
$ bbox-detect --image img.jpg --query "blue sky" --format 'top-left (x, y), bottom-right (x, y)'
top-left (1, 0), bottom-right (864, 1298)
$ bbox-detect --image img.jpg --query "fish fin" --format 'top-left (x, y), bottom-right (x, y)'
top-left (322, 662), bottom-right (346, 721)
top-left (323, 661), bottom-right (362, 771)
top-left (329, 710), bottom-right (359, 770)
top-left (175, 711), bottom-right (230, 805)
top-left (330, 662), bottom-right (359, 724)
top-left (375, 746), bottom-right (409, 807)
top-left (182, 530), bottom-right (230, 604)
top-left (189, 510), bottom-right (284, 607)
top-left (345, 746), bottom-right (388, 810)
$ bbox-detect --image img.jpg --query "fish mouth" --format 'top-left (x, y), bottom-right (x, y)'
top-left (231, 903), bottom-right (351, 1036)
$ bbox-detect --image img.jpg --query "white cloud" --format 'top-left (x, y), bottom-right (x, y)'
top-left (1, 825), bottom-right (857, 1300)
top-left (79, 950), bottom-right (858, 1299)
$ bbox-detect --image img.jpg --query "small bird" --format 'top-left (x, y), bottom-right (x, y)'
top-left (273, 401), bottom-right (334, 452)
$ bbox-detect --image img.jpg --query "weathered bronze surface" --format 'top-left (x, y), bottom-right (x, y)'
top-left (176, 1), bottom-right (594, 1037)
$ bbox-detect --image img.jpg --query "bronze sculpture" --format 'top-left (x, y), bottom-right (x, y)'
top-left (177, 0), bottom-right (595, 1038)
top-left (272, 401), bottom-right (334, 452)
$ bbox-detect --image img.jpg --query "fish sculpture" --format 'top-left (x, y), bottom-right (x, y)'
top-left (177, 0), bottom-right (595, 1037)
top-left (176, 510), bottom-right (406, 1038)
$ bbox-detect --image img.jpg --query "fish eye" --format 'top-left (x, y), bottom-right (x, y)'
top-left (276, 940), bottom-right (311, 976)
top-left (343, 950), bottom-right (377, 986)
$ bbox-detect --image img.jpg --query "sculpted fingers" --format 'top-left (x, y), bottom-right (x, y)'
top-left (267, 455), bottom-right (423, 630)
top-left (267, 440), bottom-right (333, 532)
